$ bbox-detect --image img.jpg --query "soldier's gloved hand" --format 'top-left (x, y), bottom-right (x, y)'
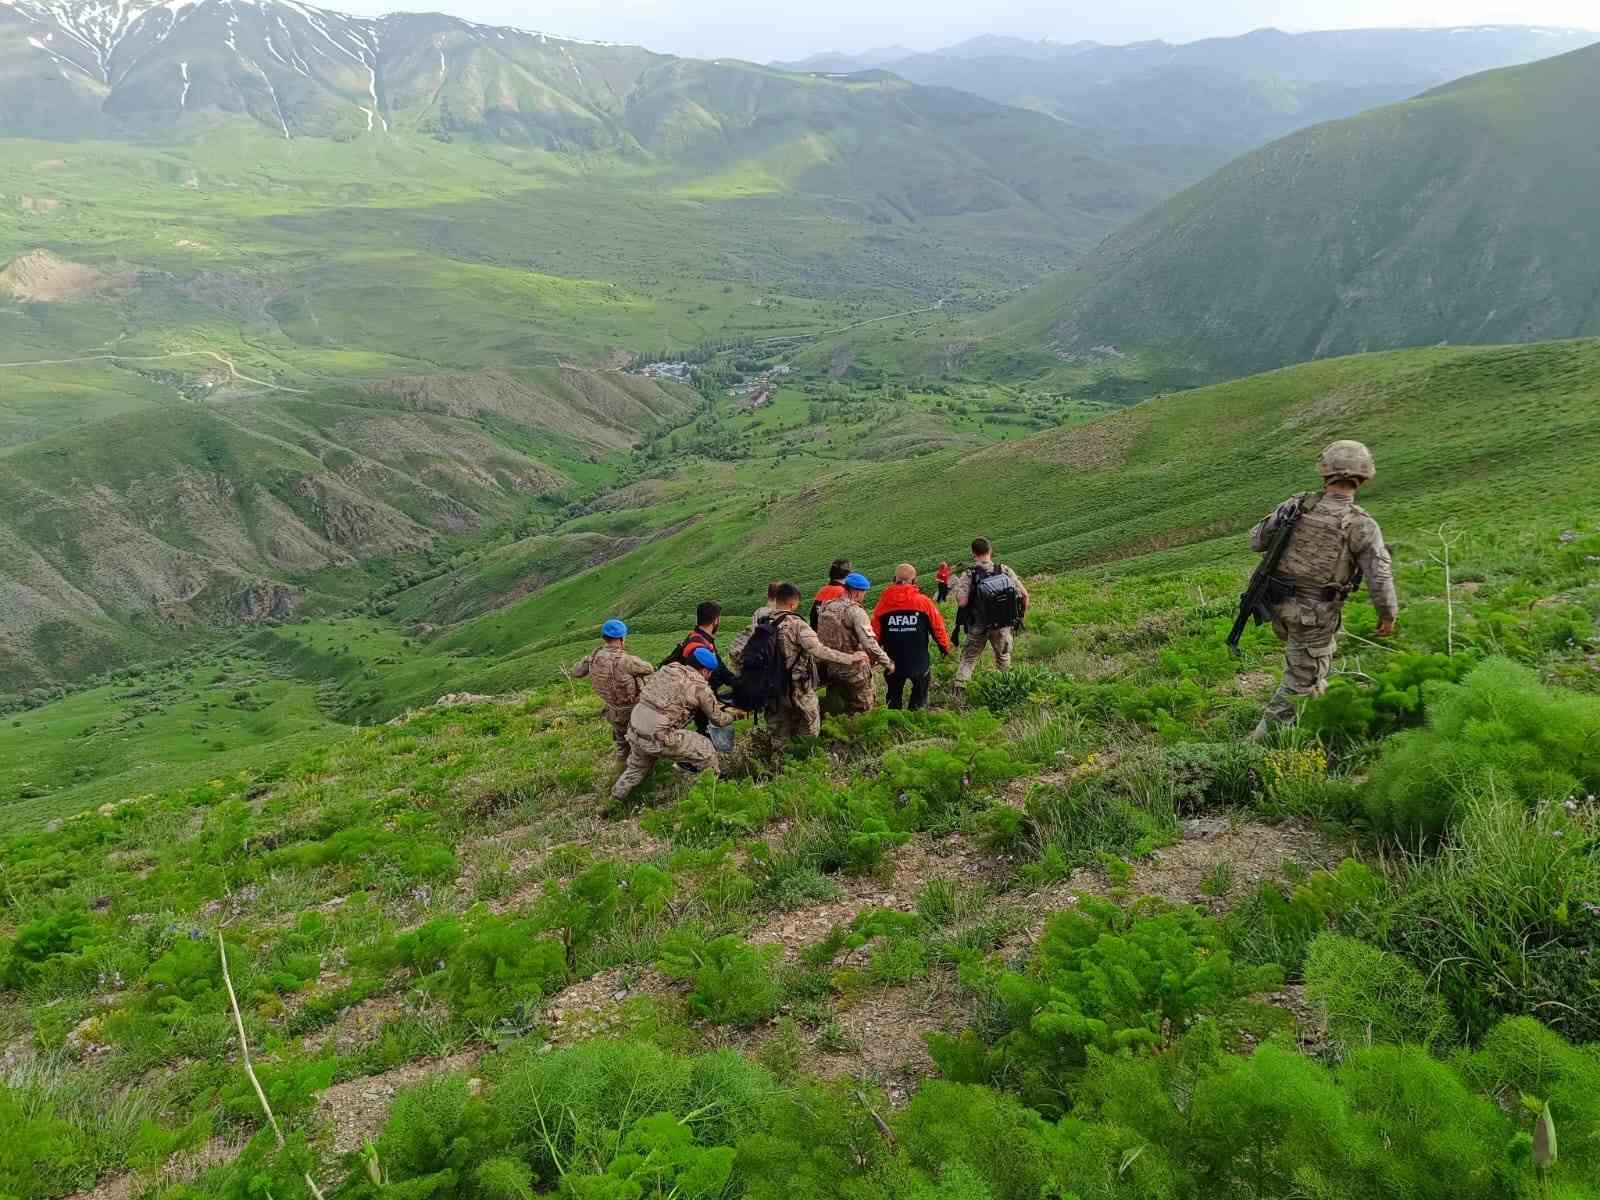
top-left (852, 651), bottom-right (871, 665)
top-left (1375, 617), bottom-right (1397, 638)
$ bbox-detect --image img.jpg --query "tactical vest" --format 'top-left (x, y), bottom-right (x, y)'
top-left (589, 648), bottom-right (643, 708)
top-left (1279, 493), bottom-right (1358, 588)
top-left (815, 598), bottom-right (859, 655)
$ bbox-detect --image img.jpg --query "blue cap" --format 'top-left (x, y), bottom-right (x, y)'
top-left (602, 619), bottom-right (627, 639)
top-left (843, 572), bottom-right (871, 591)
top-left (690, 646), bottom-right (719, 671)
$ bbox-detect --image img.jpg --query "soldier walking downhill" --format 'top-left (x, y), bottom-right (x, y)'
top-left (611, 647), bottom-right (740, 803)
top-left (764, 582), bottom-right (871, 741)
top-left (816, 572), bottom-right (894, 714)
top-left (1248, 440), bottom-right (1398, 740)
top-left (951, 537), bottom-right (1029, 704)
top-left (570, 619), bottom-right (654, 763)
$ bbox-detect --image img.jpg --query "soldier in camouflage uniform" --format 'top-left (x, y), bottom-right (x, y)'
top-left (766, 582), bottom-right (871, 741)
top-left (570, 619), bottom-right (653, 762)
top-left (1249, 440), bottom-right (1399, 739)
top-left (951, 537), bottom-right (1029, 703)
top-left (816, 572), bottom-right (894, 714)
top-left (611, 647), bottom-right (739, 802)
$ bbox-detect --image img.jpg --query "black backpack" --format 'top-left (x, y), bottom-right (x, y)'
top-left (968, 564), bottom-right (1022, 630)
top-left (727, 615), bottom-right (790, 712)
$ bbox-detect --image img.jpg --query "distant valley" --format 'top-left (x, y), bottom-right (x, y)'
top-left (2, 4), bottom-right (1598, 693)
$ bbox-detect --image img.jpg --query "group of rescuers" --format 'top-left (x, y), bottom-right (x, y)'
top-left (574, 440), bottom-right (1397, 804)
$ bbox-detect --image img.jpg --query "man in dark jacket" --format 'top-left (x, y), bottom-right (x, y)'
top-left (871, 564), bottom-right (952, 711)
top-left (661, 601), bottom-right (734, 732)
top-left (809, 559), bottom-right (852, 629)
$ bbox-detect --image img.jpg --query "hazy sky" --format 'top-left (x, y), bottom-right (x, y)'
top-left (332, 0), bottom-right (1598, 60)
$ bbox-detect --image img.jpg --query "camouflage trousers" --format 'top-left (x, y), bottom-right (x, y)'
top-left (1263, 599), bottom-right (1341, 725)
top-left (602, 705), bottom-right (634, 761)
top-left (767, 690), bottom-right (822, 741)
top-left (611, 728), bottom-right (717, 801)
top-left (954, 627), bottom-right (1014, 687)
top-left (826, 666), bottom-right (877, 716)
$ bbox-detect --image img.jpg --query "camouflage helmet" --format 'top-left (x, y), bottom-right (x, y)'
top-left (1317, 440), bottom-right (1375, 482)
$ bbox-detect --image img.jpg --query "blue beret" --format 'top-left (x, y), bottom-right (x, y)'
top-left (690, 646), bottom-right (719, 671)
top-left (602, 619), bottom-right (627, 639)
top-left (844, 572), bottom-right (871, 591)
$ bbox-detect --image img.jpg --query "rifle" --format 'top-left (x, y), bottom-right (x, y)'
top-left (1228, 500), bottom-right (1304, 658)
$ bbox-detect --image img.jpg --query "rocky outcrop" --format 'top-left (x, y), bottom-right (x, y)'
top-left (236, 581), bottom-right (298, 622)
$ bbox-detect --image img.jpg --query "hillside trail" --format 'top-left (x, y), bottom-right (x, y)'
top-left (0, 350), bottom-right (307, 394)
top-left (59, 696), bottom-right (1342, 1200)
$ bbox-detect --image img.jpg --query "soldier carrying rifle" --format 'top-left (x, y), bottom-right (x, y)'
top-left (1235, 441), bottom-right (1399, 740)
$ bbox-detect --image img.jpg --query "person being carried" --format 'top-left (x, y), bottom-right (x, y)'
top-left (809, 559), bottom-right (852, 630)
top-left (611, 647), bottom-right (740, 804)
top-left (762, 582), bottom-right (870, 742)
top-left (569, 618), bottom-right (653, 763)
top-left (817, 572), bottom-right (894, 714)
top-left (951, 537), bottom-right (1029, 705)
top-left (1247, 440), bottom-right (1398, 740)
top-left (729, 580), bottom-right (782, 669)
top-left (871, 564), bottom-right (951, 711)
top-left (935, 561), bottom-right (952, 604)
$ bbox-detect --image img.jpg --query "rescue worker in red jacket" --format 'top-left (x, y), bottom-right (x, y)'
top-left (935, 561), bottom-right (952, 603)
top-left (871, 563), bottom-right (952, 711)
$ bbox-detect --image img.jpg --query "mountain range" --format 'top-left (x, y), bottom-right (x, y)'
top-left (776, 26), bottom-right (1597, 177)
top-left (5, 4), bottom-right (1600, 691)
top-left (1005, 41), bottom-right (1600, 380)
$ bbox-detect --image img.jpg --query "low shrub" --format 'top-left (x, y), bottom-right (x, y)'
top-left (1, 908), bottom-right (98, 991)
top-left (1381, 794), bottom-right (1600, 1040)
top-left (1364, 657), bottom-right (1600, 841)
top-left (1463, 1016), bottom-right (1600, 1183)
top-left (1223, 859), bottom-right (1384, 976)
top-left (443, 916), bottom-right (567, 1028)
top-left (967, 665), bottom-right (1062, 715)
top-left (1302, 933), bottom-right (1457, 1051)
top-left (657, 931), bottom-right (781, 1027)
top-left (1300, 652), bottom-right (1478, 742)
top-left (1016, 770), bottom-right (1178, 881)
top-left (642, 774), bottom-right (776, 846)
top-left (930, 896), bottom-right (1282, 1115)
top-left (0, 1083), bottom-right (91, 1200)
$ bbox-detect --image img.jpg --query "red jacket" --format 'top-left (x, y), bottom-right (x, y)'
top-left (936, 564), bottom-right (951, 584)
top-left (872, 583), bottom-right (952, 674)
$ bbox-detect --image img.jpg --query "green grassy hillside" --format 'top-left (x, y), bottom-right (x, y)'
top-left (2, 418), bottom-right (1595, 1200)
top-left (393, 339), bottom-right (1600, 705)
top-left (7, 338), bottom-right (1594, 823)
top-left (985, 42), bottom-right (1600, 384)
top-left (0, 370), bottom-right (695, 692)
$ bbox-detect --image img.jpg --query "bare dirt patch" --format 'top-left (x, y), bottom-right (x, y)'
top-left (748, 833), bottom-right (1004, 962)
top-left (65, 1137), bottom-right (252, 1200)
top-left (318, 1050), bottom-right (484, 1155)
top-left (0, 249), bottom-right (126, 301)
